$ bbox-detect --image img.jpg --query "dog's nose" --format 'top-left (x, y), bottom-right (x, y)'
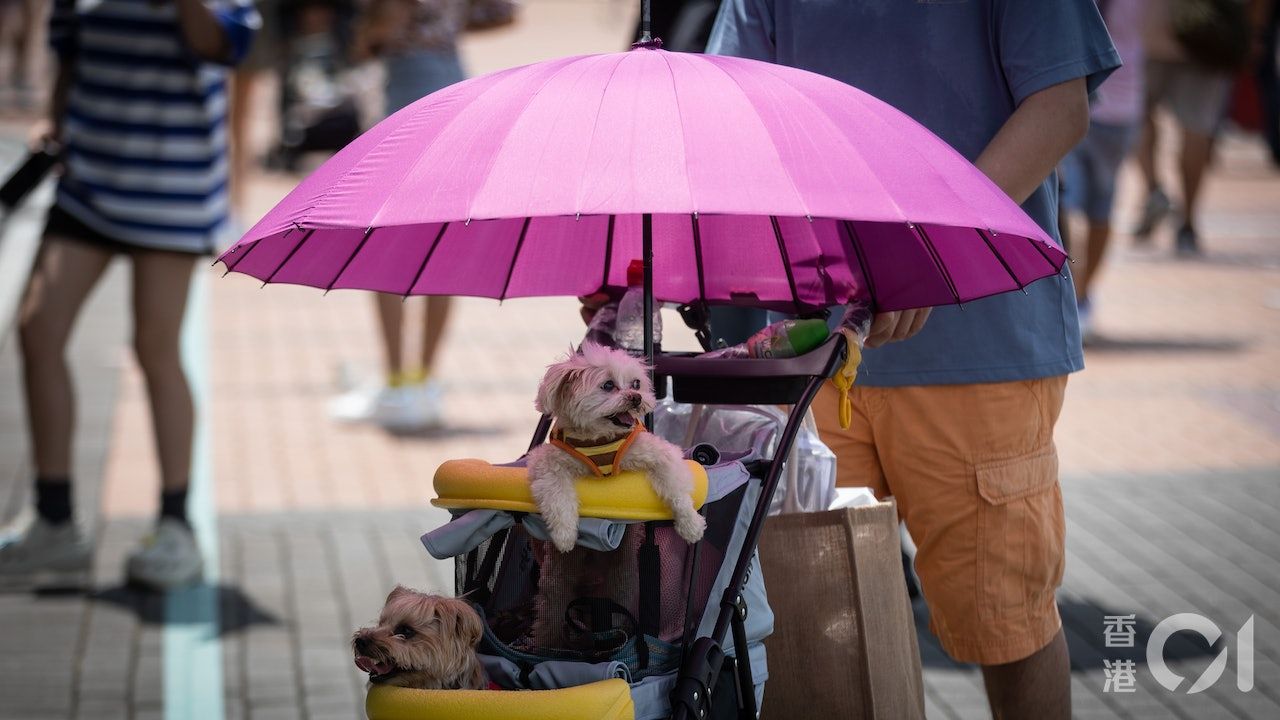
top-left (627, 392), bottom-right (642, 407)
top-left (354, 635), bottom-right (371, 654)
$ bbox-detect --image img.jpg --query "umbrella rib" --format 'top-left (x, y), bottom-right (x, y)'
top-left (325, 227), bottom-right (375, 293)
top-left (770, 216), bottom-right (802, 313)
top-left (976, 229), bottom-right (1026, 293)
top-left (600, 215), bottom-right (615, 292)
top-left (222, 236), bottom-right (264, 275)
top-left (499, 217), bottom-right (533, 301)
top-left (690, 214), bottom-right (707, 302)
top-left (913, 224), bottom-right (962, 305)
top-left (841, 220), bottom-right (878, 308)
top-left (403, 222), bottom-right (451, 297)
top-left (1028, 236), bottom-right (1065, 276)
top-left (264, 229), bottom-right (314, 285)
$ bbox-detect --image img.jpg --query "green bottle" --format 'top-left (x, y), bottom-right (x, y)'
top-left (745, 318), bottom-right (829, 358)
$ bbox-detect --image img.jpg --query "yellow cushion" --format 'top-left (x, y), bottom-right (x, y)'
top-left (365, 680), bottom-right (635, 720)
top-left (431, 459), bottom-right (708, 520)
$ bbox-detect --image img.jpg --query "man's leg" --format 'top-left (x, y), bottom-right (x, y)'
top-left (869, 378), bottom-right (1070, 719)
top-left (983, 628), bottom-right (1071, 720)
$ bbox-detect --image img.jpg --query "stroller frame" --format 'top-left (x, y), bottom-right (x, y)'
top-left (519, 331), bottom-right (850, 720)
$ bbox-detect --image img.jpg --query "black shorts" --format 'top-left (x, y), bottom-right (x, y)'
top-left (43, 205), bottom-right (211, 257)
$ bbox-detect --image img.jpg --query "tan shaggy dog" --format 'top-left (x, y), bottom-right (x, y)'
top-left (352, 586), bottom-right (487, 689)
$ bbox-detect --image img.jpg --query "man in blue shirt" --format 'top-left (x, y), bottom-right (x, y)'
top-left (707, 1), bottom-right (1118, 716)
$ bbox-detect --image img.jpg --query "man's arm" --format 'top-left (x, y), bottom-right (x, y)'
top-left (867, 78), bottom-right (1089, 347)
top-left (975, 77), bottom-right (1089, 204)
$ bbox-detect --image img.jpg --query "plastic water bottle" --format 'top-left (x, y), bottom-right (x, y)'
top-left (615, 259), bottom-right (661, 354)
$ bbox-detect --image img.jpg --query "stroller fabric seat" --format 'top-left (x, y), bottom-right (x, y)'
top-left (365, 678), bottom-right (635, 720)
top-left (431, 459), bottom-right (709, 520)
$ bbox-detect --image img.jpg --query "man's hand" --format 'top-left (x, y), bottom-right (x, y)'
top-left (865, 308), bottom-right (931, 348)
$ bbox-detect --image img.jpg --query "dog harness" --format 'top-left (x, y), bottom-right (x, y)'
top-left (549, 425), bottom-right (644, 477)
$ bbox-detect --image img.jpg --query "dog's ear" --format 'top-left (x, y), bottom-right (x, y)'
top-left (534, 359), bottom-right (582, 416)
top-left (385, 585), bottom-right (412, 605)
top-left (447, 598), bottom-right (485, 646)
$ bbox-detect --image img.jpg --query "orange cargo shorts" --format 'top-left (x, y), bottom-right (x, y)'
top-left (811, 376), bottom-right (1067, 666)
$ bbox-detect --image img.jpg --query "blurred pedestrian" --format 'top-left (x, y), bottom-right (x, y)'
top-left (0, 0), bottom-right (258, 591)
top-left (230, 0), bottom-right (284, 215)
top-left (1134, 0), bottom-right (1270, 255)
top-left (331, 0), bottom-right (513, 431)
top-left (1255, 0), bottom-right (1280, 164)
top-left (709, 1), bottom-right (1118, 717)
top-left (0, 0), bottom-right (44, 111)
top-left (1062, 0), bottom-right (1149, 340)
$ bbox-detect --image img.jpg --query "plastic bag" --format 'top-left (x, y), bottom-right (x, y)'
top-left (653, 394), bottom-right (836, 515)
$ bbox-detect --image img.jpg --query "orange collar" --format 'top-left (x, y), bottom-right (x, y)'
top-left (549, 424), bottom-right (644, 477)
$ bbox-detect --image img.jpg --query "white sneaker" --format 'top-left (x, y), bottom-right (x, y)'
top-left (373, 380), bottom-right (445, 431)
top-left (325, 381), bottom-right (378, 420)
top-left (125, 519), bottom-right (203, 591)
top-left (0, 518), bottom-right (92, 590)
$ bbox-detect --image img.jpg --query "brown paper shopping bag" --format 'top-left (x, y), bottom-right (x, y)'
top-left (757, 500), bottom-right (925, 718)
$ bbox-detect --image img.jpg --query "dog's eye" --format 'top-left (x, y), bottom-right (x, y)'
top-left (600, 380), bottom-right (616, 391)
top-left (393, 625), bottom-right (416, 639)
top-left (630, 379), bottom-right (641, 390)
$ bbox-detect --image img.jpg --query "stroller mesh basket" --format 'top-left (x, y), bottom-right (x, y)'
top-left (456, 487), bottom-right (744, 682)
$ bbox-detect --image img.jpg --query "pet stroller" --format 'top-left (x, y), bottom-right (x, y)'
top-left (364, 330), bottom-right (851, 720)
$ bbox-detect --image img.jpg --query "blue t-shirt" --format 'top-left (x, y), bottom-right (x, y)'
top-left (707, 0), bottom-right (1120, 386)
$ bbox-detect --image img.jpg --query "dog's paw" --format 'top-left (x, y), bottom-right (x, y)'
top-left (675, 511), bottom-right (706, 544)
top-left (550, 523), bottom-right (578, 553)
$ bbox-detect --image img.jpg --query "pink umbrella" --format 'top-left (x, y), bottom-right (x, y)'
top-left (218, 46), bottom-right (1064, 318)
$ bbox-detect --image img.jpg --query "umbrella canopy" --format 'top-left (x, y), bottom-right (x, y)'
top-left (219, 47), bottom-right (1065, 312)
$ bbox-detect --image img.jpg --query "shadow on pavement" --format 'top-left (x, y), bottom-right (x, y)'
top-left (41, 583), bottom-right (280, 636)
top-left (913, 596), bottom-right (1218, 670)
top-left (1084, 335), bottom-right (1246, 354)
top-left (385, 423), bottom-right (514, 441)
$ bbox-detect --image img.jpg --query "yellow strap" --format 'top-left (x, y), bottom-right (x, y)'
top-left (831, 328), bottom-right (862, 430)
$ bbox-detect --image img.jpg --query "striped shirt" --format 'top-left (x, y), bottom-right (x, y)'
top-left (49, 0), bottom-right (258, 254)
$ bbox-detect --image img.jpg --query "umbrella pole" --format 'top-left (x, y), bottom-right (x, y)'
top-left (638, 0), bottom-right (652, 43)
top-left (642, 212), bottom-right (655, 429)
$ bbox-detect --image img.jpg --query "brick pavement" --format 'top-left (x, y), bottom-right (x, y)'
top-left (2, 2), bottom-right (1279, 718)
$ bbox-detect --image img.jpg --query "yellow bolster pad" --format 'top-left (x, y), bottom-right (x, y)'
top-left (431, 459), bottom-right (708, 520)
top-left (366, 679), bottom-right (635, 720)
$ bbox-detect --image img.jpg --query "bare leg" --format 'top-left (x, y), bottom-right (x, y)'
top-left (419, 295), bottom-right (452, 374)
top-left (981, 628), bottom-right (1071, 720)
top-left (1137, 110), bottom-right (1159, 194)
top-left (18, 237), bottom-right (114, 479)
top-left (131, 250), bottom-right (197, 492)
top-left (228, 69), bottom-right (259, 215)
top-left (1077, 221), bottom-right (1111, 304)
top-left (1178, 127), bottom-right (1214, 234)
top-left (375, 292), bottom-right (405, 380)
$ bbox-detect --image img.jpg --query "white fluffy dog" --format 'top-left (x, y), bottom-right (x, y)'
top-left (527, 343), bottom-right (706, 552)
